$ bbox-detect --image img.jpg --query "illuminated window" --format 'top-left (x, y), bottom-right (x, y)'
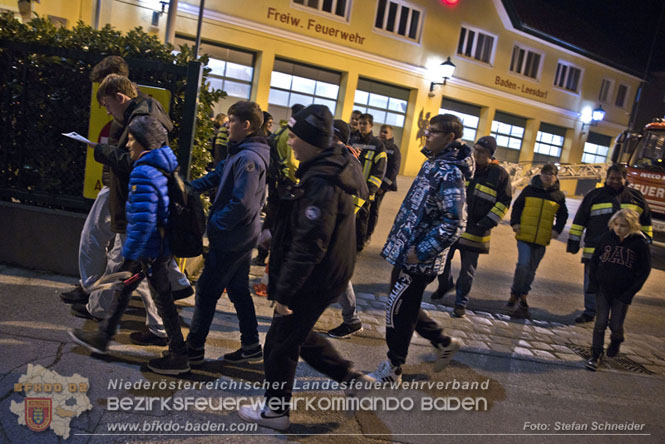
top-left (354, 78), bottom-right (409, 142)
top-left (491, 112), bottom-right (526, 162)
top-left (440, 98), bottom-right (480, 145)
top-left (375, 0), bottom-right (424, 42)
top-left (457, 25), bottom-right (496, 65)
top-left (582, 132), bottom-right (611, 163)
top-left (534, 123), bottom-right (566, 163)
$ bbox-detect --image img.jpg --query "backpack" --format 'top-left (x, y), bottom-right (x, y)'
top-left (158, 167), bottom-right (206, 258)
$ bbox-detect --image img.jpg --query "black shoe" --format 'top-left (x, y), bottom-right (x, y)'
top-left (70, 303), bottom-right (102, 321)
top-left (148, 353), bottom-right (191, 375)
top-left (518, 295), bottom-right (529, 308)
top-left (69, 328), bottom-right (109, 354)
top-left (129, 329), bottom-right (168, 346)
top-left (223, 345), bottom-right (263, 363)
top-left (585, 353), bottom-right (602, 371)
top-left (451, 305), bottom-right (466, 318)
top-left (328, 322), bottom-right (363, 338)
top-left (506, 293), bottom-right (519, 308)
top-left (187, 345), bottom-right (205, 365)
top-left (172, 286), bottom-right (194, 301)
top-left (60, 285), bottom-right (88, 304)
top-left (575, 313), bottom-right (595, 324)
top-left (606, 341), bottom-right (621, 358)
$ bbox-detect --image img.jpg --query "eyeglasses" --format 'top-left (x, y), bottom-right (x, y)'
top-left (425, 129), bottom-right (448, 137)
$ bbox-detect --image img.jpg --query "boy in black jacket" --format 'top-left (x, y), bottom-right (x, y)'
top-left (585, 209), bottom-right (651, 371)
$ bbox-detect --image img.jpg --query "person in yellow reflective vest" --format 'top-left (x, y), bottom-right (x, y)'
top-left (566, 164), bottom-right (652, 324)
top-left (431, 136), bottom-right (512, 318)
top-left (349, 113), bottom-right (387, 251)
top-left (509, 163), bottom-right (568, 315)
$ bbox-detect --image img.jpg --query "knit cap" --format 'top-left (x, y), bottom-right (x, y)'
top-left (333, 119), bottom-right (351, 144)
top-left (475, 135), bottom-right (497, 157)
top-left (288, 105), bottom-right (333, 149)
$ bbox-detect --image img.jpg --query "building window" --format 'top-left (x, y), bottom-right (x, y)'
top-left (554, 61), bottom-right (582, 93)
top-left (268, 59), bottom-right (341, 123)
top-left (354, 78), bottom-right (409, 143)
top-left (534, 123), bottom-right (566, 163)
top-left (491, 111), bottom-right (526, 162)
top-left (615, 83), bottom-right (629, 108)
top-left (374, 0), bottom-right (424, 42)
top-left (439, 98), bottom-right (480, 145)
top-left (292, 0), bottom-right (350, 21)
top-left (509, 44), bottom-right (542, 79)
top-left (582, 132), bottom-right (612, 163)
top-left (457, 25), bottom-right (496, 65)
top-left (598, 78), bottom-right (614, 104)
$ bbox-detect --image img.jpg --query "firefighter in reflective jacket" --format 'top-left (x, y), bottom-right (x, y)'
top-left (431, 136), bottom-right (512, 318)
top-left (566, 164), bottom-right (652, 323)
top-left (350, 113), bottom-right (387, 251)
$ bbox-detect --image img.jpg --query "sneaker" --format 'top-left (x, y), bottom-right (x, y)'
top-left (585, 353), bottom-right (602, 371)
top-left (68, 328), bottom-right (109, 354)
top-left (238, 404), bottom-right (289, 431)
top-left (129, 329), bottom-right (168, 347)
top-left (434, 338), bottom-right (461, 372)
top-left (328, 322), bottom-right (363, 338)
top-left (451, 305), bottom-right (466, 318)
top-left (172, 286), bottom-right (194, 301)
top-left (575, 313), bottom-right (595, 324)
top-left (70, 303), bottom-right (102, 321)
top-left (506, 293), bottom-right (519, 308)
top-left (606, 341), bottom-right (621, 358)
top-left (431, 283), bottom-right (454, 300)
top-left (60, 284), bottom-right (88, 304)
top-left (148, 353), bottom-right (191, 376)
top-left (368, 360), bottom-right (402, 384)
top-left (187, 345), bottom-right (205, 366)
top-left (343, 372), bottom-right (377, 397)
top-left (223, 344), bottom-right (263, 363)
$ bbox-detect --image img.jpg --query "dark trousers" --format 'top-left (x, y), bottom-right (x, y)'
top-left (366, 190), bottom-right (386, 239)
top-left (264, 289), bottom-right (353, 409)
top-left (437, 246), bottom-right (480, 307)
top-left (591, 291), bottom-right (629, 355)
top-left (101, 255), bottom-right (186, 355)
top-left (355, 201), bottom-right (371, 250)
top-left (386, 266), bottom-right (447, 366)
top-left (187, 247), bottom-right (258, 349)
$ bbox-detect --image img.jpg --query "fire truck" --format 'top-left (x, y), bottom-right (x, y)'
top-left (611, 119), bottom-right (665, 242)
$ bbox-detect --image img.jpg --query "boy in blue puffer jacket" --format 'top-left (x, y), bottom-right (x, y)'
top-left (69, 116), bottom-right (190, 376)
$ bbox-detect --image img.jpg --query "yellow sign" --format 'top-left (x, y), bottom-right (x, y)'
top-left (82, 84), bottom-right (172, 199)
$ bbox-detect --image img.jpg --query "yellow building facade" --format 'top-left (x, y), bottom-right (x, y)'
top-left (3, 0), bottom-right (641, 189)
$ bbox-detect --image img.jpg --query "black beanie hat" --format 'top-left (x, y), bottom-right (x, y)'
top-left (475, 135), bottom-right (497, 157)
top-left (128, 115), bottom-right (168, 150)
top-left (333, 119), bottom-right (351, 144)
top-left (288, 105), bottom-right (333, 149)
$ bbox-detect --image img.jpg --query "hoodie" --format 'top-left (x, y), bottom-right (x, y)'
top-left (381, 140), bottom-right (474, 275)
top-left (268, 145), bottom-right (368, 307)
top-left (123, 146), bottom-right (178, 260)
top-left (191, 134), bottom-right (270, 252)
top-left (510, 174), bottom-right (568, 246)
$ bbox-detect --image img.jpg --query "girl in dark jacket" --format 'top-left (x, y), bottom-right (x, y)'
top-left (585, 208), bottom-right (651, 371)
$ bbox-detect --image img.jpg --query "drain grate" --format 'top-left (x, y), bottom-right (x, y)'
top-left (567, 344), bottom-right (655, 375)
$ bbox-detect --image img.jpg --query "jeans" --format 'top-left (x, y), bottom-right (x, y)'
top-left (100, 256), bottom-right (186, 355)
top-left (78, 186), bottom-right (115, 293)
top-left (264, 289), bottom-right (352, 410)
top-left (186, 247), bottom-right (259, 350)
top-left (386, 266), bottom-right (447, 367)
top-left (337, 281), bottom-right (361, 325)
top-left (437, 246), bottom-right (479, 308)
top-left (583, 262), bottom-right (597, 317)
top-left (591, 291), bottom-right (629, 355)
top-left (511, 241), bottom-right (546, 296)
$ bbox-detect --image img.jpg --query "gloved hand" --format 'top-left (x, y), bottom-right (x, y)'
top-left (566, 239), bottom-right (580, 254)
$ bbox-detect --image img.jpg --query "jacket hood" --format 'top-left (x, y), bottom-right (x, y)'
top-left (126, 95), bottom-right (174, 133)
top-left (297, 144), bottom-right (368, 198)
top-left (134, 146), bottom-right (179, 173)
top-left (228, 134), bottom-right (270, 166)
top-left (422, 140), bottom-right (474, 181)
top-left (531, 174), bottom-right (560, 192)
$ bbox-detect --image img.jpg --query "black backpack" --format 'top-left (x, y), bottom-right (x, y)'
top-left (158, 167), bottom-right (206, 258)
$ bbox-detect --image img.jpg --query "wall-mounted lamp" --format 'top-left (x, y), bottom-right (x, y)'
top-left (580, 105), bottom-right (606, 130)
top-left (429, 57), bottom-right (456, 94)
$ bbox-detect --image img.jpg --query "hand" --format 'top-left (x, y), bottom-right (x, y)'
top-left (551, 230), bottom-right (560, 240)
top-left (275, 302), bottom-right (293, 315)
top-left (512, 224), bottom-right (520, 234)
top-left (405, 246), bottom-right (419, 264)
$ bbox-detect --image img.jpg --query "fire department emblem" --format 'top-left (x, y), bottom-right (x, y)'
top-left (25, 398), bottom-right (51, 432)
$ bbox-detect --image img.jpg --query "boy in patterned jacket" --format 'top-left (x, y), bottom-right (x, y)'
top-left (369, 114), bottom-right (474, 383)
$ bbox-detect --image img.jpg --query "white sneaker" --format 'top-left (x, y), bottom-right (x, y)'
top-left (368, 360), bottom-right (402, 384)
top-left (238, 404), bottom-right (289, 431)
top-left (434, 338), bottom-right (460, 372)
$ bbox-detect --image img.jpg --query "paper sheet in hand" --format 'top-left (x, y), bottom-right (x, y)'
top-left (62, 132), bottom-right (93, 144)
